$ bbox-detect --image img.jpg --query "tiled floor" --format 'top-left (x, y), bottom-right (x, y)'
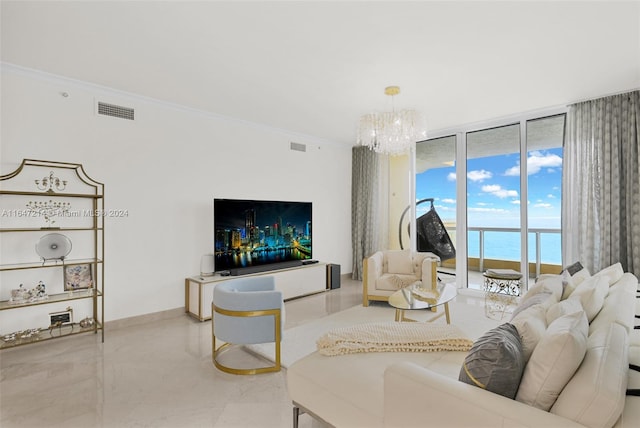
top-left (0, 277), bottom-right (363, 428)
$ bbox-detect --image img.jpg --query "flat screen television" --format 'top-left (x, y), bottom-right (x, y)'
top-left (214, 198), bottom-right (312, 274)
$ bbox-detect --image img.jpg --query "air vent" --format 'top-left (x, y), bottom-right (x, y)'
top-left (290, 142), bottom-right (306, 152)
top-left (97, 102), bottom-right (135, 120)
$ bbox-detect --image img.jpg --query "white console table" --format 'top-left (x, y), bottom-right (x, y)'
top-left (185, 262), bottom-right (328, 321)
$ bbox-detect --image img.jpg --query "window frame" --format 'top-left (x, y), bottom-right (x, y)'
top-left (413, 106), bottom-right (568, 294)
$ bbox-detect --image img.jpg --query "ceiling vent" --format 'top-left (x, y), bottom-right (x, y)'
top-left (290, 142), bottom-right (306, 152)
top-left (97, 102), bottom-right (135, 120)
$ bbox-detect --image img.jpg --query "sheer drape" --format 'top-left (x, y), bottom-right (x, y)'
top-left (563, 90), bottom-right (640, 275)
top-left (351, 146), bottom-right (384, 280)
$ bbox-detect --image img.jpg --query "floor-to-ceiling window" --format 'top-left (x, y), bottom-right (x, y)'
top-left (415, 112), bottom-right (566, 292)
top-left (525, 115), bottom-right (565, 277)
top-left (466, 123), bottom-right (522, 287)
top-left (413, 135), bottom-right (456, 265)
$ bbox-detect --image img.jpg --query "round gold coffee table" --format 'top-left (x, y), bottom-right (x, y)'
top-left (388, 282), bottom-right (457, 324)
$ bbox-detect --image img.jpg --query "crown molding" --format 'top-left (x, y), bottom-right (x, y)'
top-left (0, 62), bottom-right (345, 149)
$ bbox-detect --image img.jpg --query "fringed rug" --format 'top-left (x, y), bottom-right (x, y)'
top-left (316, 322), bottom-right (473, 356)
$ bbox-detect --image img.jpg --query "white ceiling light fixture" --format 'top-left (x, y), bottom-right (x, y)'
top-left (358, 86), bottom-right (427, 156)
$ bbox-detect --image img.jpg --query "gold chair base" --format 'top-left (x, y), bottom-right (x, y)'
top-left (211, 304), bottom-right (282, 375)
top-left (212, 340), bottom-right (281, 375)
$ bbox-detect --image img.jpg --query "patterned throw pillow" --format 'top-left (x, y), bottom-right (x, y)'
top-left (458, 323), bottom-right (525, 399)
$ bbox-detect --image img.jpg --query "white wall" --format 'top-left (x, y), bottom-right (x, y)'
top-left (0, 65), bottom-right (353, 322)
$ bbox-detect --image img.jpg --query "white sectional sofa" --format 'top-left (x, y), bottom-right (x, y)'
top-left (287, 263), bottom-right (640, 428)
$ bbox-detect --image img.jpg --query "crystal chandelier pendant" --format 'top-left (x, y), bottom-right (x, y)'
top-left (358, 86), bottom-right (427, 156)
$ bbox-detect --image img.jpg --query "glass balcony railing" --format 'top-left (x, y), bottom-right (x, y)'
top-left (440, 226), bottom-right (562, 278)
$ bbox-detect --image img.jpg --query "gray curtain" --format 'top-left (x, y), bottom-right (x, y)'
top-left (563, 90), bottom-right (640, 275)
top-left (351, 146), bottom-right (381, 280)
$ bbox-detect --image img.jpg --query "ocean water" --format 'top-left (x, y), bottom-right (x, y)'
top-left (466, 230), bottom-right (561, 264)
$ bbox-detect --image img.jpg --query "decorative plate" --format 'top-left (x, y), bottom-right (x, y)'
top-left (36, 233), bottom-right (72, 261)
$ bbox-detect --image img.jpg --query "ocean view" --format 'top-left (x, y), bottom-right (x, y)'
top-left (466, 229), bottom-right (562, 264)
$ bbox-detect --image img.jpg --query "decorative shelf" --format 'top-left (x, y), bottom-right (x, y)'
top-left (0, 190), bottom-right (102, 198)
top-left (0, 289), bottom-right (102, 311)
top-left (0, 227), bottom-right (103, 232)
top-left (0, 258), bottom-right (103, 272)
top-left (0, 320), bottom-right (103, 349)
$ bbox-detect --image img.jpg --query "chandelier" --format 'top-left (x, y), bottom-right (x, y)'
top-left (357, 86), bottom-right (427, 156)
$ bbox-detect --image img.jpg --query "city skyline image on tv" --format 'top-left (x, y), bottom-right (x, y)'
top-left (214, 198), bottom-right (312, 272)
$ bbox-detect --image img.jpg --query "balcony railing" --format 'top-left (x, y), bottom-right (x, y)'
top-left (442, 226), bottom-right (562, 278)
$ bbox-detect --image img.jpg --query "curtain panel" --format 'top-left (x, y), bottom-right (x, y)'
top-left (351, 146), bottom-right (381, 280)
top-left (563, 90), bottom-right (640, 275)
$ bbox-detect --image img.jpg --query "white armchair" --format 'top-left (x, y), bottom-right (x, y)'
top-left (212, 275), bottom-right (284, 375)
top-left (363, 250), bottom-right (440, 306)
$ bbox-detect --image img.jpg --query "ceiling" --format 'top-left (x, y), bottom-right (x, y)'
top-left (2, 1), bottom-right (639, 147)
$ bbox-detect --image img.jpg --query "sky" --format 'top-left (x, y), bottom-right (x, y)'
top-left (416, 148), bottom-right (563, 229)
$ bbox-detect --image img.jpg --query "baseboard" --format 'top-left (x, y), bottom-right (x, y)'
top-left (107, 272), bottom-right (355, 330)
top-left (105, 307), bottom-right (184, 331)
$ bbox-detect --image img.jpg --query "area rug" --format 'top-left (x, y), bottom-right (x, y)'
top-left (245, 297), bottom-right (501, 368)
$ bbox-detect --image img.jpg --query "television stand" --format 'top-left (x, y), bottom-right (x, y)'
top-left (185, 262), bottom-right (328, 321)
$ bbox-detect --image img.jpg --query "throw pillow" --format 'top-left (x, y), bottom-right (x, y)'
top-left (545, 298), bottom-right (583, 326)
top-left (593, 262), bottom-right (624, 286)
top-left (515, 310), bottom-right (588, 411)
top-left (528, 274), bottom-right (564, 301)
top-left (563, 261), bottom-right (585, 276)
top-left (560, 270), bottom-right (576, 300)
top-left (562, 261), bottom-right (591, 288)
top-left (550, 323), bottom-right (628, 428)
top-left (386, 250), bottom-right (414, 275)
top-left (567, 275), bottom-right (608, 322)
top-left (510, 303), bottom-right (548, 362)
top-left (458, 323), bottom-right (525, 399)
top-left (510, 291), bottom-right (554, 320)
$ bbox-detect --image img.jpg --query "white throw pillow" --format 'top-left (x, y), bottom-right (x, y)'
top-left (568, 275), bottom-right (609, 322)
top-left (510, 303), bottom-right (547, 362)
top-left (560, 270), bottom-right (577, 300)
top-left (571, 267), bottom-right (591, 287)
top-left (550, 323), bottom-right (628, 428)
top-left (515, 310), bottom-right (588, 411)
top-left (526, 275), bottom-right (564, 302)
top-left (593, 262), bottom-right (624, 286)
top-left (545, 298), bottom-right (583, 326)
top-left (386, 250), bottom-right (414, 275)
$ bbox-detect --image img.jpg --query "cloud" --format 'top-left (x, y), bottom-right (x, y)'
top-left (504, 151), bottom-right (563, 176)
top-left (534, 203), bottom-right (553, 208)
top-left (467, 169), bottom-right (492, 182)
top-left (441, 198), bottom-right (456, 204)
top-left (468, 207), bottom-right (508, 213)
top-left (481, 184), bottom-right (519, 198)
top-left (504, 165), bottom-right (520, 176)
top-left (547, 194), bottom-right (555, 199)
top-left (447, 172), bottom-right (456, 181)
